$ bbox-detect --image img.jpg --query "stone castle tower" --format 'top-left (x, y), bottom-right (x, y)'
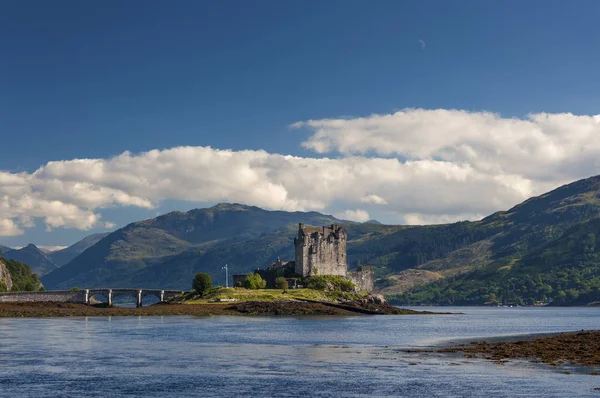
top-left (294, 223), bottom-right (347, 277)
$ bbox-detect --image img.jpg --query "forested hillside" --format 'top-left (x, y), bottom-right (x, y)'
top-left (0, 254), bottom-right (44, 292)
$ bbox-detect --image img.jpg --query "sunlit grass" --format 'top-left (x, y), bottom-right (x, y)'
top-left (184, 287), bottom-right (364, 304)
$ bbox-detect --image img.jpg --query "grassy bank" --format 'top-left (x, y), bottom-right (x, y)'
top-left (181, 287), bottom-right (367, 304)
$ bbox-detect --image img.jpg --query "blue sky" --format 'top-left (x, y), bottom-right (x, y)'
top-left (2, 0), bottom-right (600, 247)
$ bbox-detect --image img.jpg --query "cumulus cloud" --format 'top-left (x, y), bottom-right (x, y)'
top-left (361, 194), bottom-right (388, 205)
top-left (2, 109), bottom-right (600, 236)
top-left (336, 209), bottom-right (371, 223)
top-left (297, 109), bottom-right (600, 183)
top-left (402, 213), bottom-right (486, 226)
top-left (0, 219), bottom-right (24, 236)
top-left (38, 245), bottom-right (68, 252)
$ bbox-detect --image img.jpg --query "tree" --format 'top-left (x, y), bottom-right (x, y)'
top-left (242, 273), bottom-right (266, 289)
top-left (193, 273), bottom-right (212, 296)
top-left (275, 276), bottom-right (288, 291)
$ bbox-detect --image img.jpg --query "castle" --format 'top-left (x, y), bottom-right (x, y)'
top-left (294, 223), bottom-right (347, 277)
top-left (237, 223), bottom-right (374, 292)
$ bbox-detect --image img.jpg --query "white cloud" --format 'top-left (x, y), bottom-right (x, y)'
top-left (38, 246), bottom-right (68, 252)
top-left (361, 194), bottom-right (388, 205)
top-left (402, 213), bottom-right (486, 225)
top-left (296, 109), bottom-right (600, 183)
top-left (336, 209), bottom-right (371, 222)
top-left (1, 109), bottom-right (600, 236)
top-left (0, 219), bottom-right (24, 236)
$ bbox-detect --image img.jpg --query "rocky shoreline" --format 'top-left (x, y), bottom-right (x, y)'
top-left (434, 330), bottom-right (600, 372)
top-left (0, 300), bottom-right (434, 317)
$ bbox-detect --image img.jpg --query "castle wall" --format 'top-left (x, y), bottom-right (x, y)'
top-left (348, 266), bottom-right (375, 293)
top-left (294, 224), bottom-right (347, 277)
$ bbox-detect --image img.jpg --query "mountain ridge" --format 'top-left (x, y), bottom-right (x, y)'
top-left (40, 176), bottom-right (600, 305)
top-left (3, 244), bottom-right (58, 276)
top-left (42, 203), bottom-right (344, 289)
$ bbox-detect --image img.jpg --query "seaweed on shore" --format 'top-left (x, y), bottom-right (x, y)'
top-left (0, 300), bottom-right (431, 317)
top-left (436, 330), bottom-right (600, 371)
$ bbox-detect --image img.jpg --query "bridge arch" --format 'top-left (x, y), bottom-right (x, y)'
top-left (87, 292), bottom-right (110, 306)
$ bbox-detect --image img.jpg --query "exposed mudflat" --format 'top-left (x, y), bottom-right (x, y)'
top-left (0, 301), bottom-right (430, 317)
top-left (436, 330), bottom-right (600, 369)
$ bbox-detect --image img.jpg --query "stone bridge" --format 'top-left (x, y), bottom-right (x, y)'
top-left (0, 288), bottom-right (184, 307)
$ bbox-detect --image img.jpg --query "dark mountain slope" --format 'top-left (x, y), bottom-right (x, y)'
top-left (48, 233), bottom-right (109, 266)
top-left (3, 244), bottom-right (58, 276)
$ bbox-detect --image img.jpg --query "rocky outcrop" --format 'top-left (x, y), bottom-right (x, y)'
top-left (0, 259), bottom-right (13, 291)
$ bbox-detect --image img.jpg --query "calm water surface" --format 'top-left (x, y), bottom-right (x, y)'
top-left (1, 307), bottom-right (599, 397)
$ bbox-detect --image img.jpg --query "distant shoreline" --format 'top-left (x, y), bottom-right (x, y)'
top-left (0, 301), bottom-right (442, 317)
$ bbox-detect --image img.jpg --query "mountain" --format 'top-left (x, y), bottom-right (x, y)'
top-left (0, 245), bottom-right (12, 255)
top-left (387, 175), bottom-right (600, 305)
top-left (48, 233), bottom-right (109, 266)
top-left (3, 244), bottom-right (59, 276)
top-left (41, 176), bottom-right (600, 305)
top-left (42, 203), bottom-right (346, 289)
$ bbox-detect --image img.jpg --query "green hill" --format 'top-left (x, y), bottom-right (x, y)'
top-left (386, 175), bottom-right (600, 305)
top-left (393, 218), bottom-right (600, 306)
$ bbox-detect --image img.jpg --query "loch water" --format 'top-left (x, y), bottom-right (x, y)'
top-left (0, 307), bottom-right (599, 397)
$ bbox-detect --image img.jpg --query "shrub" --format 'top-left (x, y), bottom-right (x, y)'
top-left (275, 276), bottom-right (288, 290)
top-left (306, 275), bottom-right (355, 292)
top-left (242, 273), bottom-right (267, 289)
top-left (193, 273), bottom-right (212, 296)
